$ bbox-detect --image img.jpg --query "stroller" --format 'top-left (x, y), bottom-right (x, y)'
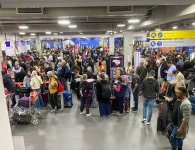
top-left (12, 92), bottom-right (42, 125)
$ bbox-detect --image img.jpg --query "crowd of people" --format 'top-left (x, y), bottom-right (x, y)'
top-left (1, 47), bottom-right (194, 150)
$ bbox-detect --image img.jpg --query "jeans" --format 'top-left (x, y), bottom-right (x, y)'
top-left (143, 97), bottom-right (155, 122)
top-left (133, 90), bottom-right (139, 110)
top-left (98, 100), bottom-right (111, 116)
top-left (34, 89), bottom-right (44, 109)
top-left (116, 97), bottom-right (124, 114)
top-left (170, 125), bottom-right (183, 150)
top-left (80, 96), bottom-right (91, 114)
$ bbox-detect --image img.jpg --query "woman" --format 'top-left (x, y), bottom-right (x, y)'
top-left (47, 71), bottom-right (59, 113)
top-left (125, 62), bottom-right (132, 74)
top-left (23, 70), bottom-right (31, 88)
top-left (15, 67), bottom-right (26, 82)
top-left (97, 61), bottom-right (104, 73)
top-left (30, 70), bottom-right (44, 109)
top-left (80, 74), bottom-right (92, 117)
top-left (96, 74), bottom-right (111, 117)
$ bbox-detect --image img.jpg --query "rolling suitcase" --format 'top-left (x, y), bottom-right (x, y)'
top-left (41, 91), bottom-right (48, 107)
top-left (63, 90), bottom-right (73, 108)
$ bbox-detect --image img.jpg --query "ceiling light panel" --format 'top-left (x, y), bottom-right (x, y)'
top-left (19, 25), bottom-right (29, 29)
top-left (128, 19), bottom-right (140, 23)
top-left (19, 32), bottom-right (25, 35)
top-left (69, 25), bottom-right (77, 28)
top-left (58, 20), bottom-right (70, 25)
top-left (117, 24), bottom-right (126, 27)
top-left (30, 33), bottom-right (36, 36)
top-left (45, 32), bottom-right (51, 35)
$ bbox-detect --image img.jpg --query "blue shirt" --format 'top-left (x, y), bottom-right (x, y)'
top-left (167, 64), bottom-right (176, 81)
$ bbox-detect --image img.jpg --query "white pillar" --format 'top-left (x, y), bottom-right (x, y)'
top-left (124, 31), bottom-right (133, 67)
top-left (109, 34), bottom-right (114, 55)
top-left (0, 49), bottom-right (14, 150)
top-left (36, 35), bottom-right (42, 54)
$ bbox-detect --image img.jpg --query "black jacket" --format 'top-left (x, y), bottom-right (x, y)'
top-left (159, 63), bottom-right (169, 79)
top-left (95, 80), bottom-right (110, 102)
top-left (86, 71), bottom-right (94, 79)
top-left (15, 72), bottom-right (26, 82)
top-left (141, 77), bottom-right (159, 99)
top-left (2, 72), bottom-right (16, 93)
top-left (183, 61), bottom-right (193, 71)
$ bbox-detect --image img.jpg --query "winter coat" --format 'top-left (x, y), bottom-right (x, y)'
top-left (48, 75), bottom-right (58, 94)
top-left (30, 75), bottom-right (43, 90)
top-left (2, 73), bottom-right (16, 93)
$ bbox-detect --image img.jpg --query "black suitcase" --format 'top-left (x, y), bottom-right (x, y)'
top-left (157, 116), bottom-right (164, 132)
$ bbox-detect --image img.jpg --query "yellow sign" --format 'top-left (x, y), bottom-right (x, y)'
top-left (150, 30), bottom-right (195, 39)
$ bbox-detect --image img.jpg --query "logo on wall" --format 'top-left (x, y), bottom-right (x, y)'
top-left (158, 32), bottom-right (163, 38)
top-left (157, 41), bottom-right (162, 46)
top-left (150, 41), bottom-right (156, 47)
top-left (112, 59), bottom-right (121, 66)
top-left (151, 33), bottom-right (156, 38)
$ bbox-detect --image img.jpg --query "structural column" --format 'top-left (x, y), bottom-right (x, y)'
top-left (0, 49), bottom-right (14, 150)
top-left (109, 34), bottom-right (114, 55)
top-left (36, 35), bottom-right (42, 54)
top-left (124, 30), bottom-right (133, 67)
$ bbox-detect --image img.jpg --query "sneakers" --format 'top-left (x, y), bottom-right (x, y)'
top-left (142, 118), bottom-right (147, 122)
top-left (86, 113), bottom-right (91, 117)
top-left (54, 106), bottom-right (58, 113)
top-left (146, 122), bottom-right (151, 125)
top-left (51, 109), bottom-right (55, 113)
top-left (117, 112), bottom-right (123, 116)
top-left (80, 111), bottom-right (85, 115)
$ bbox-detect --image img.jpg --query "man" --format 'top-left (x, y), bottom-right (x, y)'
top-left (136, 62), bottom-right (147, 84)
top-left (165, 60), bottom-right (176, 82)
top-left (59, 60), bottom-right (68, 90)
top-left (129, 69), bottom-right (140, 112)
top-left (12, 61), bottom-right (21, 74)
top-left (158, 59), bottom-right (168, 87)
top-left (140, 70), bottom-right (159, 125)
top-left (44, 62), bottom-right (53, 74)
top-left (169, 87), bottom-right (191, 150)
top-left (170, 70), bottom-right (185, 85)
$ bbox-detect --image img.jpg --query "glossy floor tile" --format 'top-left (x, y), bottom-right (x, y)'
top-left (11, 94), bottom-right (195, 150)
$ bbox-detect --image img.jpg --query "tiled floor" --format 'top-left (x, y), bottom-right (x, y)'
top-left (11, 94), bottom-right (195, 150)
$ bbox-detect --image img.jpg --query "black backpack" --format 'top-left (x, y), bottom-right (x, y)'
top-left (100, 81), bottom-right (111, 99)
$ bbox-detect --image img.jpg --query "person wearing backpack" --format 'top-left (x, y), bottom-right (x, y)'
top-left (80, 74), bottom-right (92, 117)
top-left (114, 76), bottom-right (127, 115)
top-left (59, 60), bottom-right (68, 90)
top-left (96, 74), bottom-right (111, 117)
top-left (47, 71), bottom-right (59, 113)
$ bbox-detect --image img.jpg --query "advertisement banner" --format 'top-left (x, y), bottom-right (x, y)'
top-left (150, 39), bottom-right (195, 48)
top-left (150, 30), bottom-right (195, 39)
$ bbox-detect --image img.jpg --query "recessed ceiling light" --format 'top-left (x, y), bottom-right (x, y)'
top-left (114, 31), bottom-right (117, 34)
top-left (192, 22), bottom-right (195, 26)
top-left (155, 28), bottom-right (161, 31)
top-left (60, 32), bottom-right (63, 34)
top-left (80, 33), bottom-right (83, 34)
top-left (45, 32), bottom-right (51, 35)
top-left (172, 26), bottom-right (178, 29)
top-left (69, 25), bottom-right (77, 28)
top-left (19, 25), bottom-right (29, 29)
top-left (19, 32), bottom-right (25, 35)
top-left (58, 20), bottom-right (70, 25)
top-left (117, 24), bottom-right (126, 27)
top-left (30, 33), bottom-right (36, 36)
top-left (128, 19), bottom-right (140, 23)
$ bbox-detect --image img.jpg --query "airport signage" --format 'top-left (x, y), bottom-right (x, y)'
top-left (150, 30), bottom-right (195, 39)
top-left (149, 39), bottom-right (195, 48)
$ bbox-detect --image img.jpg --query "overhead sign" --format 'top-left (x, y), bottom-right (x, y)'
top-left (150, 39), bottom-right (195, 48)
top-left (150, 30), bottom-right (195, 39)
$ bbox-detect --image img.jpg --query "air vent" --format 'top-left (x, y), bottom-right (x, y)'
top-left (107, 6), bottom-right (133, 13)
top-left (16, 8), bottom-right (43, 14)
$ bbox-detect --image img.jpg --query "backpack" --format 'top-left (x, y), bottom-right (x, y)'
top-left (114, 82), bottom-right (127, 98)
top-left (64, 66), bottom-right (70, 79)
top-left (80, 82), bottom-right (91, 97)
top-left (57, 80), bottom-right (64, 92)
top-left (100, 81), bottom-right (111, 99)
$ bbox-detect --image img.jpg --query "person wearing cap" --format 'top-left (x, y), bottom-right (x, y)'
top-left (140, 70), bottom-right (159, 125)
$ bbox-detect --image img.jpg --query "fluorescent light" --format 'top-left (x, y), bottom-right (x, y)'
top-left (117, 24), bottom-right (126, 27)
top-left (192, 22), bottom-right (195, 26)
top-left (53, 33), bottom-right (58, 35)
top-left (107, 31), bottom-right (113, 33)
top-left (80, 33), bottom-right (83, 34)
top-left (60, 32), bottom-right (63, 34)
top-left (68, 25), bottom-right (77, 28)
top-left (58, 16), bottom-right (69, 19)
top-left (45, 32), bottom-right (51, 35)
top-left (19, 25), bottom-right (29, 29)
top-left (30, 33), bottom-right (36, 36)
top-left (155, 28), bottom-right (161, 31)
top-left (58, 20), bottom-right (70, 25)
top-left (120, 30), bottom-right (123, 33)
top-left (114, 31), bottom-right (117, 34)
top-left (19, 32), bottom-right (25, 35)
top-left (172, 26), bottom-right (178, 29)
top-left (128, 19), bottom-right (140, 23)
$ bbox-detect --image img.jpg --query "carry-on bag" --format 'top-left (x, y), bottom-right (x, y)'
top-left (63, 90), bottom-right (73, 107)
